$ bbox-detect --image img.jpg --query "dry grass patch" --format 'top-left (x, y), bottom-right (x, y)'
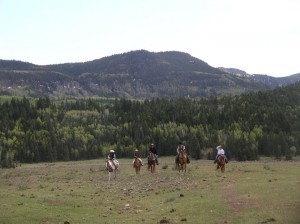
top-left (0, 158), bottom-right (299, 223)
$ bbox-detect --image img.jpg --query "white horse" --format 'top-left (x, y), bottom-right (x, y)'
top-left (106, 159), bottom-right (119, 184)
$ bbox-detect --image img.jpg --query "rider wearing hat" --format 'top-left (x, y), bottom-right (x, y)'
top-left (108, 149), bottom-right (116, 160)
top-left (108, 149), bottom-right (118, 169)
top-left (133, 149), bottom-right (143, 167)
top-left (107, 149), bottom-right (118, 169)
top-left (148, 143), bottom-right (159, 165)
top-left (214, 145), bottom-right (228, 164)
top-left (176, 142), bottom-right (190, 164)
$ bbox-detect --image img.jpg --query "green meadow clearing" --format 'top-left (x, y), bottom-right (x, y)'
top-left (0, 157), bottom-right (299, 224)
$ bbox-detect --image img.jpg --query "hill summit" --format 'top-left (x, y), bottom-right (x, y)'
top-left (0, 50), bottom-right (299, 98)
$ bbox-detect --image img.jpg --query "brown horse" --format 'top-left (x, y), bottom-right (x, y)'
top-left (178, 149), bottom-right (187, 173)
top-left (133, 157), bottom-right (142, 174)
top-left (216, 155), bottom-right (225, 173)
top-left (148, 151), bottom-right (156, 173)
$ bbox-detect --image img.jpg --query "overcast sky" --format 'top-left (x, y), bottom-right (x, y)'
top-left (1, 0), bottom-right (299, 77)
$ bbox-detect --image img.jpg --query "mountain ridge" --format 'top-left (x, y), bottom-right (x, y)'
top-left (1, 50), bottom-right (299, 99)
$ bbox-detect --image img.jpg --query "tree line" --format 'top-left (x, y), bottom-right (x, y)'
top-left (0, 82), bottom-right (299, 167)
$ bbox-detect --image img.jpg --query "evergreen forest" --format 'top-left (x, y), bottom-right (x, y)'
top-left (1, 82), bottom-right (299, 167)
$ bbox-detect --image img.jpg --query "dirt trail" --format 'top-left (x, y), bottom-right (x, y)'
top-left (218, 180), bottom-right (241, 223)
top-left (219, 174), bottom-right (257, 224)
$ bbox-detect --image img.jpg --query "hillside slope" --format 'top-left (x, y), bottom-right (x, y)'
top-left (0, 50), bottom-right (298, 98)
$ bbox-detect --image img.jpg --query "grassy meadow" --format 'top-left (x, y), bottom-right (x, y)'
top-left (0, 157), bottom-right (299, 224)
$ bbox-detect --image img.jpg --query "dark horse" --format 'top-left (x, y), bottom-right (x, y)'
top-left (133, 157), bottom-right (142, 174)
top-left (148, 151), bottom-right (156, 173)
top-left (178, 149), bottom-right (187, 173)
top-left (216, 155), bottom-right (225, 173)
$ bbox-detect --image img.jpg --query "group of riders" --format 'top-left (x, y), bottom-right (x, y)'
top-left (107, 142), bottom-right (229, 170)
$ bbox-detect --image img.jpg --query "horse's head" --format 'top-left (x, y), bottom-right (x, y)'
top-left (149, 151), bottom-right (155, 160)
top-left (216, 155), bottom-right (225, 172)
top-left (217, 155), bottom-right (225, 164)
top-left (179, 148), bottom-right (187, 157)
top-left (106, 160), bottom-right (119, 172)
top-left (106, 161), bottom-right (113, 172)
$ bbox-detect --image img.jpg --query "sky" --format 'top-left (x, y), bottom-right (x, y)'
top-left (0, 0), bottom-right (299, 77)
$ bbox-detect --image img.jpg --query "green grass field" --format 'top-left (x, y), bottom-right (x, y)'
top-left (0, 157), bottom-right (299, 224)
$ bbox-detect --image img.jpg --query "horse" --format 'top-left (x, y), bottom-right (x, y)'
top-left (216, 155), bottom-right (225, 173)
top-left (133, 157), bottom-right (142, 174)
top-left (106, 159), bottom-right (119, 184)
top-left (178, 149), bottom-right (187, 173)
top-left (148, 151), bottom-right (156, 173)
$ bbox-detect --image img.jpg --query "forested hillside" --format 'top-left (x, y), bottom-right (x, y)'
top-left (2, 50), bottom-right (299, 99)
top-left (1, 82), bottom-right (299, 167)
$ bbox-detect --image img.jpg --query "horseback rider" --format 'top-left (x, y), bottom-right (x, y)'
top-left (148, 143), bottom-right (159, 165)
top-left (176, 142), bottom-right (190, 164)
top-left (133, 149), bottom-right (143, 167)
top-left (108, 149), bottom-right (118, 169)
top-left (214, 145), bottom-right (228, 164)
top-left (108, 149), bottom-right (116, 160)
